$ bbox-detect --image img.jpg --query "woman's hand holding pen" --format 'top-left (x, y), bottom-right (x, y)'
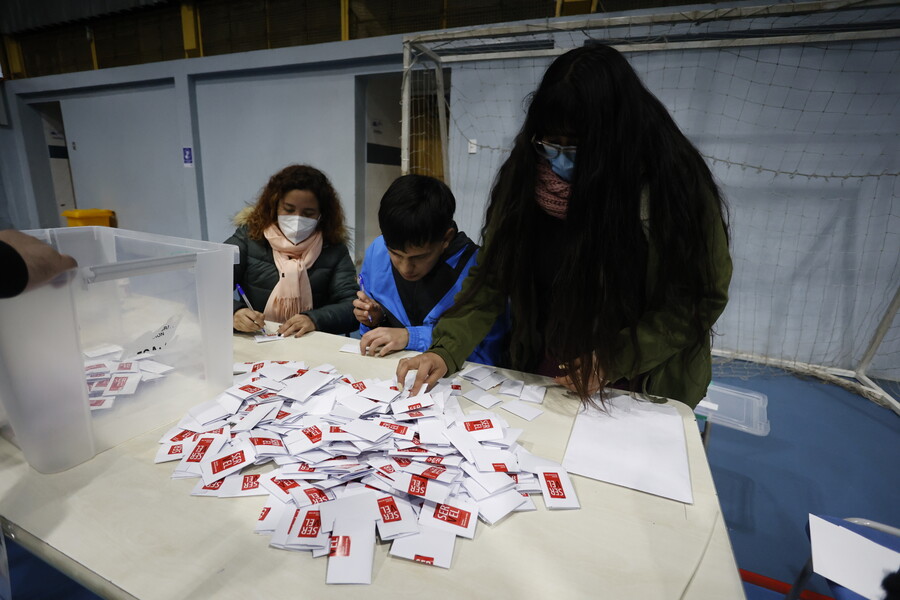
top-left (233, 308), bottom-right (267, 333)
top-left (353, 290), bottom-right (384, 326)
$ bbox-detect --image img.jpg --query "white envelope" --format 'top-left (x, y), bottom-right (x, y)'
top-left (105, 372), bottom-right (141, 396)
top-left (519, 384), bottom-right (546, 404)
top-left (471, 448), bottom-right (519, 473)
top-left (457, 414), bottom-right (504, 442)
top-left (286, 506), bottom-right (330, 551)
top-left (389, 525), bottom-right (456, 569)
top-left (537, 466), bottom-right (580, 510)
top-left (374, 494), bottom-right (420, 540)
top-left (154, 441), bottom-right (188, 463)
top-left (391, 393), bottom-right (435, 414)
top-left (463, 389), bottom-right (502, 409)
top-left (326, 518), bottom-right (377, 585)
top-left (200, 441), bottom-right (257, 485)
top-left (218, 472), bottom-right (269, 497)
top-left (476, 488), bottom-right (529, 525)
top-left (254, 497), bottom-right (289, 534)
top-left (500, 399), bottom-right (544, 421)
top-left (418, 498), bottom-right (478, 539)
top-left (279, 371), bottom-right (335, 402)
top-left (390, 472), bottom-right (452, 504)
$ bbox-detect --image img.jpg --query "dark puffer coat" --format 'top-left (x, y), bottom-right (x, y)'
top-left (225, 225), bottom-right (358, 334)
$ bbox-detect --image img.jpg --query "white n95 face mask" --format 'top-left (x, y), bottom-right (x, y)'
top-left (278, 215), bottom-right (318, 244)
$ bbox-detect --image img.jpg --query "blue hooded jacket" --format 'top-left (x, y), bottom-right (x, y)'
top-left (359, 235), bottom-right (507, 366)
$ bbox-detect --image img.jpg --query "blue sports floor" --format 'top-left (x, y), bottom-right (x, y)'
top-left (4, 364), bottom-right (898, 599)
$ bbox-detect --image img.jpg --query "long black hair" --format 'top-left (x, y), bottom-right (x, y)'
top-left (457, 43), bottom-right (729, 402)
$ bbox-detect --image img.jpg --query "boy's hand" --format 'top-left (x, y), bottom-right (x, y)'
top-left (353, 290), bottom-right (384, 325)
top-left (359, 327), bottom-right (409, 357)
top-left (233, 308), bottom-right (266, 332)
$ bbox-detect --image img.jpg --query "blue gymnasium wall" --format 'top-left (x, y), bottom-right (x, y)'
top-left (0, 34), bottom-right (404, 251)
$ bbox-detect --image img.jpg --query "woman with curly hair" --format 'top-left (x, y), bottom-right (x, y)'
top-left (225, 164), bottom-right (358, 337)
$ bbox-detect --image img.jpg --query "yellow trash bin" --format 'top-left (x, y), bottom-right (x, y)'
top-left (61, 209), bottom-right (117, 227)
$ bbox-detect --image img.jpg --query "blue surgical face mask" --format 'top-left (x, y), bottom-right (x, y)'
top-left (548, 152), bottom-right (576, 182)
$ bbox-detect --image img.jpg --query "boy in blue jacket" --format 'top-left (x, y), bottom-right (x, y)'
top-left (353, 175), bottom-right (506, 365)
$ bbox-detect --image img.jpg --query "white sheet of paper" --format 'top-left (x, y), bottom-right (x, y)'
top-left (254, 333), bottom-right (284, 343)
top-left (562, 395), bottom-right (693, 504)
top-left (476, 488), bottom-right (529, 525)
top-left (339, 342), bottom-right (363, 354)
top-left (809, 514), bottom-right (900, 600)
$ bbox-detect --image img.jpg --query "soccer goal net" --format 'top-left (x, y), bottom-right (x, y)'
top-left (400, 1), bottom-right (900, 412)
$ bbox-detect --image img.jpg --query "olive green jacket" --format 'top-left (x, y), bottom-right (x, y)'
top-left (428, 192), bottom-right (732, 408)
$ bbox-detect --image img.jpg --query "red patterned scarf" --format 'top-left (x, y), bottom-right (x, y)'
top-left (534, 160), bottom-right (571, 220)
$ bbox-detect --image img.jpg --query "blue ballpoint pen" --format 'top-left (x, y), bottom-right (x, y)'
top-left (357, 274), bottom-right (374, 323)
top-left (236, 284), bottom-right (266, 334)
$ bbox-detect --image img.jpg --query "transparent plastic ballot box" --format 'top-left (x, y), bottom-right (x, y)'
top-left (695, 381), bottom-right (771, 436)
top-left (0, 227), bottom-right (238, 473)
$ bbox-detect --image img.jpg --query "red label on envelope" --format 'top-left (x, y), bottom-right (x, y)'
top-left (202, 479), bottom-right (224, 490)
top-left (257, 392), bottom-right (277, 400)
top-left (250, 437), bottom-right (284, 447)
top-left (205, 427), bottom-right (225, 435)
top-left (351, 381), bottom-right (366, 391)
top-left (298, 510), bottom-right (321, 537)
top-left (109, 376), bottom-right (129, 391)
top-left (329, 426), bottom-right (345, 433)
top-left (329, 536), bottom-right (351, 557)
top-left (464, 419), bottom-right (493, 432)
top-left (451, 384), bottom-right (461, 391)
top-left (377, 496), bottom-right (402, 522)
top-left (251, 362), bottom-right (265, 371)
top-left (380, 464), bottom-right (395, 474)
top-left (393, 458), bottom-right (412, 467)
top-left (404, 447), bottom-right (427, 453)
top-left (414, 555), bottom-right (434, 565)
top-left (407, 410), bottom-right (424, 418)
top-left (297, 462), bottom-right (314, 472)
top-left (168, 444), bottom-right (183, 455)
top-left (239, 384), bottom-right (263, 395)
top-left (434, 503), bottom-right (471, 528)
top-left (425, 456), bottom-right (444, 464)
top-left (171, 429), bottom-right (195, 442)
top-left (210, 450), bottom-right (246, 475)
top-left (492, 463), bottom-right (508, 472)
top-left (89, 399), bottom-right (104, 407)
top-left (273, 477), bottom-right (300, 492)
top-left (302, 426), bottom-right (323, 443)
top-left (544, 472), bottom-right (566, 498)
top-left (304, 488), bottom-right (330, 504)
top-left (296, 368), bottom-right (308, 375)
top-left (258, 506), bottom-right (271, 521)
top-left (407, 403), bottom-right (423, 411)
top-left (379, 422), bottom-right (408, 435)
top-left (187, 437), bottom-right (213, 462)
top-left (408, 475), bottom-right (428, 496)
top-left (422, 466), bottom-right (446, 479)
top-left (508, 474), bottom-right (519, 483)
top-left (275, 410), bottom-right (291, 420)
top-left (241, 474), bottom-right (260, 490)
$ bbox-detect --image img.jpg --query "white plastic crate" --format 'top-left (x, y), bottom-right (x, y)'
top-left (695, 381), bottom-right (770, 436)
top-left (0, 227), bottom-right (238, 472)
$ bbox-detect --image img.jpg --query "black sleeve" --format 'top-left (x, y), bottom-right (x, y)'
top-left (0, 240), bottom-right (29, 298)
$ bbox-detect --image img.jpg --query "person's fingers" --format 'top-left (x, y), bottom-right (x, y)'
top-left (396, 357), bottom-right (416, 391)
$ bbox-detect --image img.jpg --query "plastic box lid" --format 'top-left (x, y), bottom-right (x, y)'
top-left (0, 227), bottom-right (238, 472)
top-left (695, 381), bottom-right (770, 436)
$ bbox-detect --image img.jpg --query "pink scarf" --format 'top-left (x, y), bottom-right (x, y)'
top-left (262, 225), bottom-right (323, 323)
top-left (534, 160), bottom-right (571, 219)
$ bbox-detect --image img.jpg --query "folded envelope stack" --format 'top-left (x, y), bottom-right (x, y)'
top-left (157, 360), bottom-right (580, 584)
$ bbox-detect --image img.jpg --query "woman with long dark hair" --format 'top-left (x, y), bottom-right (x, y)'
top-left (397, 44), bottom-right (732, 408)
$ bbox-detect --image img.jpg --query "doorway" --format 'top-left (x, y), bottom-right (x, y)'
top-left (32, 102), bottom-right (77, 226)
